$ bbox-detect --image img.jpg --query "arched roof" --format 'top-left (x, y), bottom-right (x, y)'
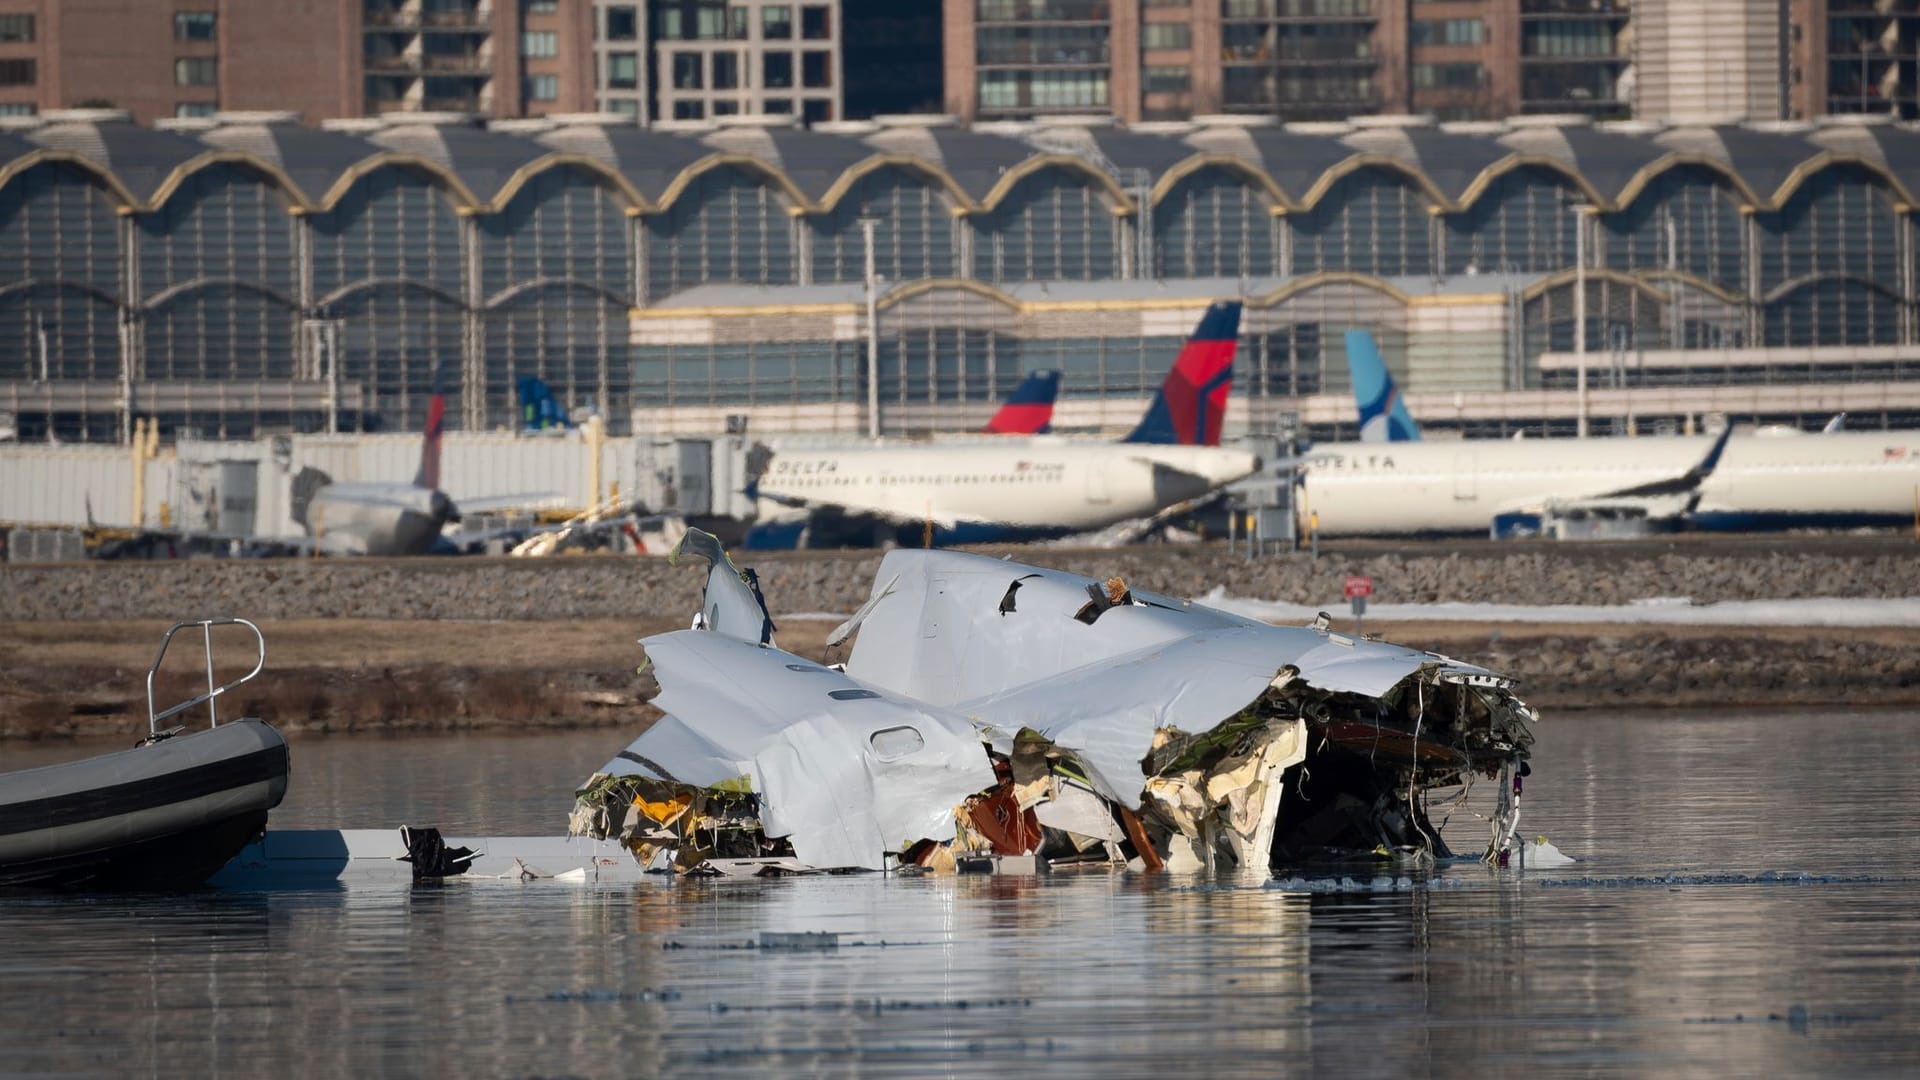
top-left (22, 114), bottom-right (206, 204)
top-left (1181, 124), bottom-right (1360, 206)
top-left (4, 114), bottom-right (1918, 226)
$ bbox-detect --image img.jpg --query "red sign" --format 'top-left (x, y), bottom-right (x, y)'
top-left (1344, 575), bottom-right (1374, 599)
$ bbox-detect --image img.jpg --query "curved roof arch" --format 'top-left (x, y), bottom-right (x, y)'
top-left (814, 153), bottom-right (975, 213)
top-left (313, 277), bottom-right (468, 311)
top-left (144, 276), bottom-right (301, 311)
top-left (484, 276), bottom-right (634, 309)
top-left (145, 151), bottom-right (313, 210)
top-left (0, 149), bottom-right (142, 208)
top-left (878, 277), bottom-right (1020, 312)
top-left (314, 153), bottom-right (485, 212)
top-left (1520, 267), bottom-right (1684, 304)
top-left (978, 153), bottom-right (1134, 214)
top-left (1623, 268), bottom-right (1749, 306)
top-left (1456, 155), bottom-right (1608, 210)
top-left (1763, 152), bottom-right (1915, 210)
top-left (1149, 154), bottom-right (1291, 211)
top-left (1760, 271), bottom-right (1904, 305)
top-left (1613, 154), bottom-right (1763, 210)
top-left (1298, 155), bottom-right (1450, 210)
top-left (0, 278), bottom-right (126, 307)
top-left (1250, 271), bottom-right (1413, 308)
top-left (488, 153), bottom-right (651, 213)
top-left (654, 152), bottom-right (812, 213)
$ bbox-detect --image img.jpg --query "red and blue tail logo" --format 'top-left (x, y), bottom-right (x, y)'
top-left (1123, 301), bottom-right (1241, 446)
top-left (983, 369), bottom-right (1061, 434)
top-left (414, 393), bottom-right (446, 490)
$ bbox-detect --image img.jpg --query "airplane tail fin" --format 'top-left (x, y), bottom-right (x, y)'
top-left (518, 375), bottom-right (573, 431)
top-left (1345, 329), bottom-right (1420, 443)
top-left (982, 369), bottom-right (1061, 434)
top-left (1123, 300), bottom-right (1241, 446)
top-left (414, 394), bottom-right (446, 490)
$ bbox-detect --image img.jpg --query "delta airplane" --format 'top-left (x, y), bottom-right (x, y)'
top-left (290, 396), bottom-right (462, 555)
top-left (1297, 331), bottom-right (1920, 537)
top-left (742, 302), bottom-right (1256, 548)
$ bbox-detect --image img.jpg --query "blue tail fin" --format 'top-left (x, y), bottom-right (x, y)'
top-left (518, 376), bottom-right (573, 432)
top-left (983, 369), bottom-right (1060, 434)
top-left (1123, 301), bottom-right (1241, 445)
top-left (1345, 329), bottom-right (1420, 443)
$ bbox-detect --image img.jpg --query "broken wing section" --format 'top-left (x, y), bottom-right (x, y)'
top-left (577, 630), bottom-right (995, 872)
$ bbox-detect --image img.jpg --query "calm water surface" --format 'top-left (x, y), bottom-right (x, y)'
top-left (3, 711), bottom-right (1919, 1078)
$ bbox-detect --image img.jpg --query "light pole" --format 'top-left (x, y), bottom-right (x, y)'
top-left (1572, 202), bottom-right (1590, 439)
top-left (859, 214), bottom-right (883, 441)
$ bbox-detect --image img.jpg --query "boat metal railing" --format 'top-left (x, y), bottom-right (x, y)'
top-left (146, 618), bottom-right (267, 737)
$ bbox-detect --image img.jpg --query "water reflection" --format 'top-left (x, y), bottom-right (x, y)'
top-left (3, 712), bottom-right (1919, 1076)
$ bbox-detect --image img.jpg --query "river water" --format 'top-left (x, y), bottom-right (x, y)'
top-left (4, 710), bottom-right (1919, 1078)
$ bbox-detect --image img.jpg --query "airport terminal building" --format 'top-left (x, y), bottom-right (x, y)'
top-left (3, 107), bottom-right (1920, 444)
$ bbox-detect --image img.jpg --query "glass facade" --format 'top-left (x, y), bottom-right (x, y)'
top-left (4, 119), bottom-right (1919, 438)
top-left (974, 0), bottom-right (1112, 116)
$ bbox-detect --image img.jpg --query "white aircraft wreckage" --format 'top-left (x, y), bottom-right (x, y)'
top-left (570, 531), bottom-right (1541, 879)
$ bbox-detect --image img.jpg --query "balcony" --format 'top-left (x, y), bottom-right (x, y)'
top-left (364, 10), bottom-right (489, 32)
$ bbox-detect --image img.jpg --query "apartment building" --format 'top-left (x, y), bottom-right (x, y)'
top-left (0, 0), bottom-right (597, 124)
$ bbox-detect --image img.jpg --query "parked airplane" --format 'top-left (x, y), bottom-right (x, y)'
top-left (742, 301), bottom-right (1256, 548)
top-left (290, 397), bottom-right (463, 556)
top-left (1346, 330), bottom-right (1420, 443)
top-left (981, 369), bottom-right (1061, 435)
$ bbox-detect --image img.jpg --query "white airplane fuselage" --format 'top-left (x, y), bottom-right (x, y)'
top-left (749, 439), bottom-right (1258, 546)
top-left (1301, 431), bottom-right (1920, 536)
top-left (307, 482), bottom-right (456, 556)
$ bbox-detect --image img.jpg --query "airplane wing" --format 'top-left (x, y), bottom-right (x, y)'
top-left (1586, 424), bottom-right (1735, 501)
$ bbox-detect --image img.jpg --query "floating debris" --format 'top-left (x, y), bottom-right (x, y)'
top-left (571, 531), bottom-right (1542, 881)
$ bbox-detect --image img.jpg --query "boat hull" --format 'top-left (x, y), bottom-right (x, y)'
top-left (0, 719), bottom-right (289, 890)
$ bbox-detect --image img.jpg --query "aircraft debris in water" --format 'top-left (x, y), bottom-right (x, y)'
top-left (568, 529), bottom-right (1541, 878)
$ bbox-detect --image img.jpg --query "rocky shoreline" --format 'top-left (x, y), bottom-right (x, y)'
top-left (2, 537), bottom-right (1914, 622)
top-left (3, 539), bottom-right (1915, 741)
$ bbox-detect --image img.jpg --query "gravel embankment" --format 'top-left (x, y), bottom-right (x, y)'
top-left (3, 540), bottom-right (1915, 622)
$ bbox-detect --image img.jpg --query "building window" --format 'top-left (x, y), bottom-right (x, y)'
top-left (713, 51), bottom-right (739, 90)
top-left (657, 8), bottom-right (682, 37)
top-left (714, 99), bottom-right (740, 115)
top-left (764, 51), bottom-right (793, 88)
top-left (803, 98), bottom-right (832, 123)
top-left (764, 97), bottom-right (793, 113)
top-left (802, 6), bottom-right (831, 39)
top-left (0, 102), bottom-right (34, 116)
top-left (608, 51), bottom-right (639, 89)
top-left (522, 30), bottom-right (557, 58)
top-left (672, 52), bottom-right (703, 89)
top-left (176, 101), bottom-right (217, 118)
top-left (729, 6), bottom-right (750, 39)
top-left (1145, 65), bottom-right (1189, 93)
top-left (1143, 23), bottom-right (1190, 50)
top-left (174, 12), bottom-right (216, 42)
top-left (1412, 19), bottom-right (1484, 46)
top-left (526, 0), bottom-right (558, 12)
top-left (0, 14), bottom-right (33, 42)
top-left (606, 5), bottom-right (638, 40)
top-left (174, 57), bottom-right (217, 86)
top-left (979, 69), bottom-right (1108, 109)
top-left (525, 73), bottom-right (559, 101)
top-left (672, 100), bottom-right (705, 119)
top-left (764, 5), bottom-right (792, 39)
top-left (609, 97), bottom-right (640, 117)
top-left (1412, 62), bottom-right (1485, 89)
top-left (802, 51), bottom-right (830, 88)
top-left (0, 59), bottom-right (34, 86)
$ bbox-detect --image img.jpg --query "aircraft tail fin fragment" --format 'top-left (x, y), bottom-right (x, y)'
top-left (982, 369), bottom-right (1061, 434)
top-left (1123, 300), bottom-right (1241, 446)
top-left (1346, 329), bottom-right (1420, 443)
